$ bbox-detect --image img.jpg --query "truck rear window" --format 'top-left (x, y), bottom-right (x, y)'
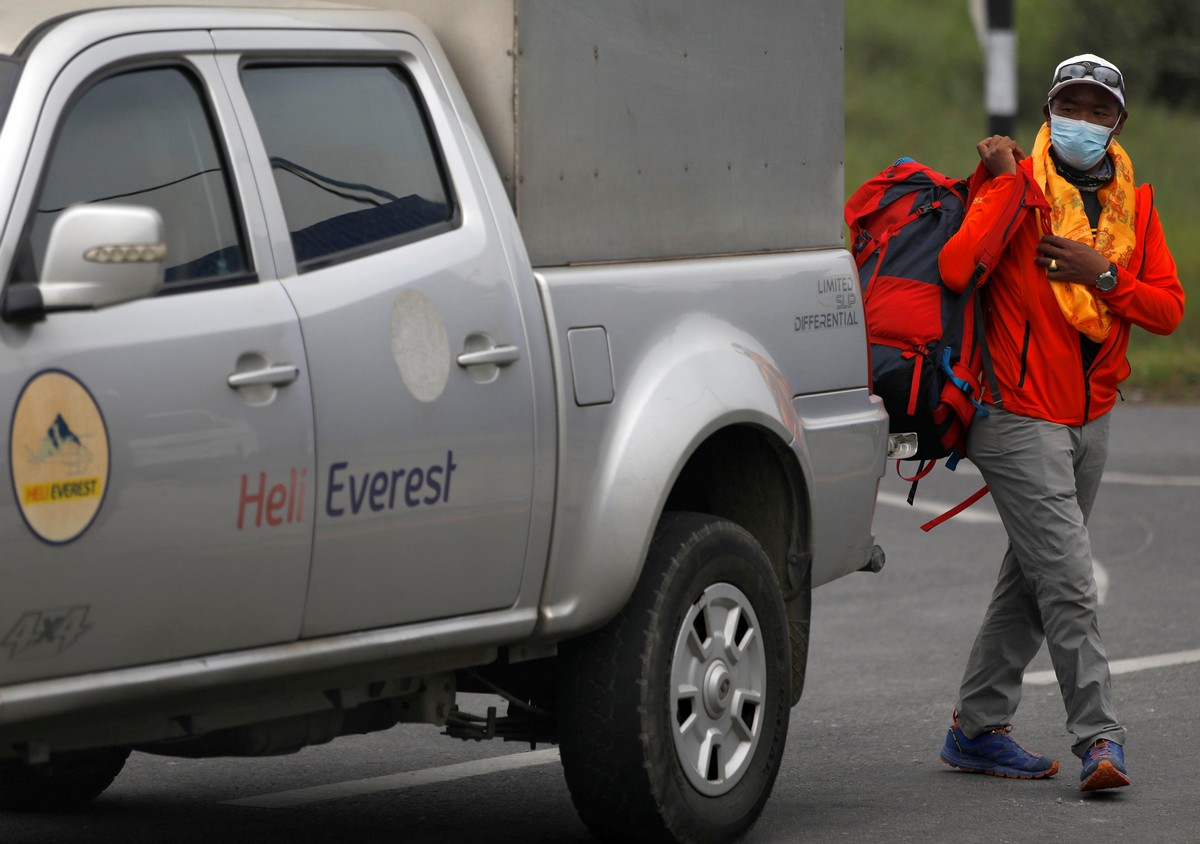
top-left (240, 64), bottom-right (456, 272)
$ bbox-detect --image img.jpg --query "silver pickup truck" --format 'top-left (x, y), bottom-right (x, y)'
top-left (0, 1), bottom-right (888, 841)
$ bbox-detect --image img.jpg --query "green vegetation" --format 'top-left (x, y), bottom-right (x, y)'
top-left (845, 0), bottom-right (1199, 401)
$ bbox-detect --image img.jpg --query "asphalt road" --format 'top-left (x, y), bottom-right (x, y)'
top-left (2, 403), bottom-right (1197, 844)
top-left (755, 401), bottom-right (1200, 843)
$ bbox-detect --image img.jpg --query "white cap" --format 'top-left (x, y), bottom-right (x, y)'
top-left (1047, 54), bottom-right (1125, 108)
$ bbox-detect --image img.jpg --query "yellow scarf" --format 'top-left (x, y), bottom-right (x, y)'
top-left (1032, 124), bottom-right (1136, 342)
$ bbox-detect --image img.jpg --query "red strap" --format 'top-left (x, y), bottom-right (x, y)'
top-left (920, 484), bottom-right (990, 532)
top-left (906, 352), bottom-right (922, 417)
top-left (896, 458), bottom-right (936, 483)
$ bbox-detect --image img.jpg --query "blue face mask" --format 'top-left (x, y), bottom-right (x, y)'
top-left (1049, 114), bottom-right (1115, 171)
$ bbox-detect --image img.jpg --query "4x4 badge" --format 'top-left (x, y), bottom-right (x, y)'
top-left (2, 606), bottom-right (92, 660)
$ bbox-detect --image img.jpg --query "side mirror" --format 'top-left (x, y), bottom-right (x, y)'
top-left (38, 204), bottom-right (165, 311)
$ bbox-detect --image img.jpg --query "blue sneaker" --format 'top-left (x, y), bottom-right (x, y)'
top-left (1080, 739), bottom-right (1130, 792)
top-left (939, 713), bottom-right (1059, 779)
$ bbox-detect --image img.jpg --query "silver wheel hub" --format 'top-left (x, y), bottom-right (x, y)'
top-left (669, 581), bottom-right (768, 796)
top-left (703, 661), bottom-right (733, 719)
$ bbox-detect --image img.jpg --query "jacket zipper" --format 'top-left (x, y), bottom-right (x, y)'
top-left (1017, 321), bottom-right (1031, 387)
top-left (1083, 323), bottom-right (1126, 424)
top-left (1082, 369), bottom-right (1092, 423)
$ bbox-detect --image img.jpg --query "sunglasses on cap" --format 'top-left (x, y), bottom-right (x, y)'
top-left (1053, 61), bottom-right (1123, 91)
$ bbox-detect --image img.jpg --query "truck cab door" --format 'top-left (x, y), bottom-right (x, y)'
top-left (0, 38), bottom-right (315, 684)
top-left (213, 31), bottom-right (540, 635)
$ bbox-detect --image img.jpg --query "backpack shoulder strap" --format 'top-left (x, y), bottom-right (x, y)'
top-left (956, 162), bottom-right (1047, 411)
top-left (965, 161), bottom-right (1047, 272)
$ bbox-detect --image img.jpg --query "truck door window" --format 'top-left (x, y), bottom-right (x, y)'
top-left (22, 67), bottom-right (249, 287)
top-left (0, 57), bottom-right (19, 130)
top-left (240, 64), bottom-right (455, 271)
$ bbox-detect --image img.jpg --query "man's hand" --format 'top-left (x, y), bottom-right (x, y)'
top-left (1036, 235), bottom-right (1111, 285)
top-left (977, 135), bottom-right (1026, 176)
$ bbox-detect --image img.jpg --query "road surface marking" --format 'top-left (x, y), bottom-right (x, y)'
top-left (934, 462), bottom-right (1200, 487)
top-left (1093, 561), bottom-right (1110, 606)
top-left (1103, 470), bottom-right (1200, 487)
top-left (876, 491), bottom-right (1110, 604)
top-left (223, 747), bottom-right (561, 808)
top-left (1024, 648), bottom-right (1200, 686)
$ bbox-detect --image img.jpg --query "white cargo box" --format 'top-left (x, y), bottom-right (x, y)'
top-left (396, 0), bottom-right (844, 265)
top-left (6, 0), bottom-right (844, 266)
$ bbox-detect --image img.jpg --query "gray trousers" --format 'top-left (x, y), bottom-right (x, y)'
top-left (956, 407), bottom-right (1126, 758)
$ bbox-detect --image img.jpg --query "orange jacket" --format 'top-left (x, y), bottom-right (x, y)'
top-left (939, 158), bottom-right (1185, 425)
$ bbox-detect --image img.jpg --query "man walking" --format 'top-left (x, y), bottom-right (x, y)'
top-left (936, 54), bottom-right (1185, 791)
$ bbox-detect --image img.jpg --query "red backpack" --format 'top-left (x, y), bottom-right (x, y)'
top-left (845, 158), bottom-right (1040, 525)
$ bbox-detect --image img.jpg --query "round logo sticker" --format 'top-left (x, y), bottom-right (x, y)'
top-left (9, 370), bottom-right (110, 544)
top-left (390, 289), bottom-right (451, 403)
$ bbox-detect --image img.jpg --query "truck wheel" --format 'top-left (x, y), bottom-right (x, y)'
top-left (558, 513), bottom-right (789, 844)
top-left (0, 747), bottom-right (130, 811)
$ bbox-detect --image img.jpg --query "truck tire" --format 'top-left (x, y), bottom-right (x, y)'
top-left (0, 747), bottom-right (130, 811)
top-left (558, 512), bottom-right (790, 844)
